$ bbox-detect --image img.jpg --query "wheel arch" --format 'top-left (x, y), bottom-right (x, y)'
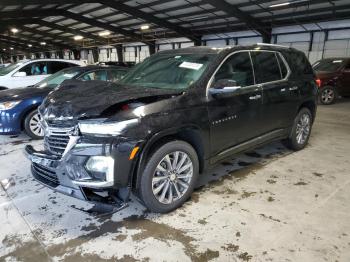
top-left (20, 104), bottom-right (40, 130)
top-left (132, 126), bottom-right (206, 191)
top-left (298, 100), bottom-right (316, 122)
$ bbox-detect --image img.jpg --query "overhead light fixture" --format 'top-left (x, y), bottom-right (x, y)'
top-left (28, 44), bottom-right (32, 47)
top-left (74, 35), bottom-right (83, 41)
top-left (269, 0), bottom-right (309, 8)
top-left (40, 42), bottom-right (46, 46)
top-left (98, 31), bottom-right (111, 36)
top-left (140, 25), bottom-right (150, 30)
top-left (11, 28), bottom-right (18, 33)
top-left (10, 47), bottom-right (14, 50)
top-left (269, 2), bottom-right (290, 8)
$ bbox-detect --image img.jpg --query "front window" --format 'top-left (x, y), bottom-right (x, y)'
top-left (35, 67), bottom-right (82, 88)
top-left (0, 61), bottom-right (25, 76)
top-left (313, 59), bottom-right (345, 72)
top-left (119, 53), bottom-right (216, 90)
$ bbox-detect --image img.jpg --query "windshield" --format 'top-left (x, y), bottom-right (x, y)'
top-left (0, 61), bottom-right (26, 76)
top-left (119, 53), bottom-right (216, 90)
top-left (313, 59), bottom-right (345, 72)
top-left (35, 67), bottom-right (82, 88)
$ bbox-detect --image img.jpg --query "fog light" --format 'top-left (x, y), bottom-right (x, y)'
top-left (85, 156), bottom-right (114, 182)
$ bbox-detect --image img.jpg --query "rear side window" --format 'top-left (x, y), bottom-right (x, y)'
top-left (48, 61), bottom-right (77, 74)
top-left (79, 70), bottom-right (108, 81)
top-left (214, 52), bottom-right (254, 87)
top-left (108, 69), bottom-right (127, 82)
top-left (251, 51), bottom-right (281, 84)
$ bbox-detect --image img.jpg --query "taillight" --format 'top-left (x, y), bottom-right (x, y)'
top-left (315, 78), bottom-right (322, 88)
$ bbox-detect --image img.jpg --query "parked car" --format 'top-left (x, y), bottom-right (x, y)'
top-left (25, 44), bottom-right (318, 213)
top-left (0, 59), bottom-right (86, 90)
top-left (0, 65), bottom-right (129, 139)
top-left (313, 57), bottom-right (350, 104)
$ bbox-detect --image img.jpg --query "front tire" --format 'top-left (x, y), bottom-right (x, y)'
top-left (24, 110), bottom-right (44, 140)
top-left (284, 108), bottom-right (312, 151)
top-left (319, 86), bottom-right (337, 105)
top-left (139, 141), bottom-right (199, 213)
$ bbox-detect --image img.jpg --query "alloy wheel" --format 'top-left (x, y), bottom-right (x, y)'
top-left (296, 113), bottom-right (311, 145)
top-left (321, 88), bottom-right (335, 104)
top-left (29, 113), bottom-right (44, 137)
top-left (152, 151), bottom-right (193, 204)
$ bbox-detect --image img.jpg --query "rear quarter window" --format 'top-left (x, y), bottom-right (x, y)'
top-left (284, 50), bottom-right (313, 76)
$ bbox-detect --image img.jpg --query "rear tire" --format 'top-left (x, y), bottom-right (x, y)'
top-left (319, 86), bottom-right (337, 105)
top-left (24, 110), bottom-right (44, 140)
top-left (139, 140), bottom-right (199, 213)
top-left (284, 108), bottom-right (312, 151)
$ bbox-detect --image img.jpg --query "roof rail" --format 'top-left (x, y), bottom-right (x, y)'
top-left (256, 43), bottom-right (289, 48)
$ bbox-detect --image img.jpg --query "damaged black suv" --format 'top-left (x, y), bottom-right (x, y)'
top-left (25, 44), bottom-right (318, 213)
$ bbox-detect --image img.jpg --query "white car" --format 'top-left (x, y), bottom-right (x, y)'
top-left (0, 59), bottom-right (86, 90)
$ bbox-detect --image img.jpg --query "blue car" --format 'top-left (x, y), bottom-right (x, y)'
top-left (0, 65), bottom-right (128, 139)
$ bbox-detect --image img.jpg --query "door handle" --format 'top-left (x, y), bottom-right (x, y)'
top-left (249, 94), bottom-right (262, 100)
top-left (289, 86), bottom-right (299, 91)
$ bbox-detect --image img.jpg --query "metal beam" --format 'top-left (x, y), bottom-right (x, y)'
top-left (60, 10), bottom-right (152, 44)
top-left (201, 0), bottom-right (269, 37)
top-left (29, 19), bottom-right (101, 43)
top-left (98, 0), bottom-right (200, 42)
top-left (0, 22), bottom-right (73, 49)
top-left (0, 9), bottom-right (59, 19)
top-left (0, 0), bottom-right (95, 5)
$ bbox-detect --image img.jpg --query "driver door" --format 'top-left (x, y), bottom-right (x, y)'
top-left (207, 51), bottom-right (263, 162)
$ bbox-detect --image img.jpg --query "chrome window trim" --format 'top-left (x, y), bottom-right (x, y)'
top-left (206, 50), bottom-right (258, 98)
top-left (206, 49), bottom-right (292, 97)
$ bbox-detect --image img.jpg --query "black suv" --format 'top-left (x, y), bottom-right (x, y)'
top-left (25, 44), bottom-right (318, 213)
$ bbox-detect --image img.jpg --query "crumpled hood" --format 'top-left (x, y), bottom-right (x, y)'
top-left (0, 86), bottom-right (49, 102)
top-left (40, 79), bottom-right (182, 120)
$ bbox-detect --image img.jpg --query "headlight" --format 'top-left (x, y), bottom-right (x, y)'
top-left (71, 156), bottom-right (115, 187)
top-left (78, 118), bottom-right (139, 136)
top-left (0, 101), bottom-right (21, 110)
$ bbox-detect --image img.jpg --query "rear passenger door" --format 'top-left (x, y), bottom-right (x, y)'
top-left (251, 51), bottom-right (298, 134)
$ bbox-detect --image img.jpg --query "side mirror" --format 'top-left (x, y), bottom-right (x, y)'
top-left (209, 79), bottom-right (241, 98)
top-left (13, 71), bottom-right (27, 77)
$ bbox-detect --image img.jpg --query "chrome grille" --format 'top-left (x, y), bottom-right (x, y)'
top-left (32, 163), bottom-right (59, 187)
top-left (44, 126), bottom-right (76, 156)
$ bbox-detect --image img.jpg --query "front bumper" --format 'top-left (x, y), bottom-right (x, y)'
top-left (24, 136), bottom-right (141, 202)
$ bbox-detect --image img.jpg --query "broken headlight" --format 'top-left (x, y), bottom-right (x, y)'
top-left (78, 119), bottom-right (139, 136)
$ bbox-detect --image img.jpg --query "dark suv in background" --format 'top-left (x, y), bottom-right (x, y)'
top-left (313, 57), bottom-right (350, 104)
top-left (25, 44), bottom-right (318, 213)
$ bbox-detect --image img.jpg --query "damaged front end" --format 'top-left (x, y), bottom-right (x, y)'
top-left (23, 80), bottom-right (166, 214)
top-left (24, 120), bottom-right (141, 214)
top-left (24, 79), bottom-right (183, 214)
